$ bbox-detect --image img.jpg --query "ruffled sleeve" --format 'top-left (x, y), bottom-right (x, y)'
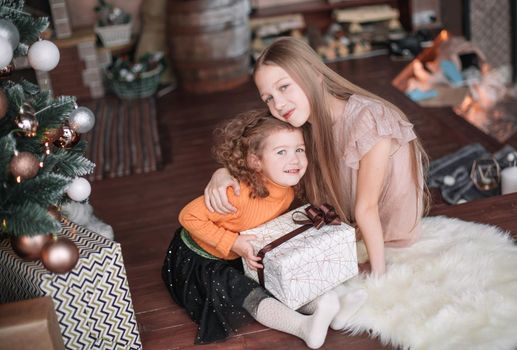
top-left (342, 95), bottom-right (417, 170)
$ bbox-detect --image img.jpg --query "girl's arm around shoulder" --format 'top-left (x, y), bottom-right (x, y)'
top-left (204, 168), bottom-right (241, 213)
top-left (179, 187), bottom-right (245, 257)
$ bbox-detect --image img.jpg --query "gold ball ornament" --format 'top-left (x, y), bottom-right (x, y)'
top-left (10, 151), bottom-right (40, 182)
top-left (53, 124), bottom-right (80, 148)
top-left (43, 127), bottom-right (63, 143)
top-left (0, 88), bottom-right (7, 120)
top-left (11, 234), bottom-right (52, 261)
top-left (15, 103), bottom-right (38, 137)
top-left (0, 62), bottom-right (15, 77)
top-left (48, 205), bottom-right (62, 221)
top-left (41, 236), bottom-right (79, 274)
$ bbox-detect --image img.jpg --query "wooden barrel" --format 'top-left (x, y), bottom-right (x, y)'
top-left (168, 0), bottom-right (251, 94)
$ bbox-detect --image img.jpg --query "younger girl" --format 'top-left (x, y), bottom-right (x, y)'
top-left (163, 110), bottom-right (356, 349)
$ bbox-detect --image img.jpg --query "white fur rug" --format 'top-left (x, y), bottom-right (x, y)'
top-left (339, 216), bottom-right (517, 350)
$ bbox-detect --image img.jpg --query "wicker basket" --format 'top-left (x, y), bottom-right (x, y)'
top-left (107, 64), bottom-right (163, 99)
top-left (95, 21), bottom-right (132, 48)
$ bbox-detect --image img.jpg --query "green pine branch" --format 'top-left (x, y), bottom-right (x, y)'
top-left (4, 202), bottom-right (61, 236)
top-left (10, 135), bottom-right (42, 154)
top-left (0, 1), bottom-right (23, 11)
top-left (0, 133), bottom-right (15, 183)
top-left (35, 95), bottom-right (76, 130)
top-left (66, 139), bottom-right (88, 154)
top-left (19, 80), bottom-right (40, 96)
top-left (42, 150), bottom-right (95, 177)
top-left (4, 173), bottom-right (70, 207)
top-left (0, 85), bottom-right (23, 137)
top-left (0, 1), bottom-right (49, 55)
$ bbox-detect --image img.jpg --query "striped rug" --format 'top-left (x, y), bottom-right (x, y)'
top-left (82, 96), bottom-right (163, 181)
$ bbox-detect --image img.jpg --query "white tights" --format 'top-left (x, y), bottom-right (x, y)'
top-left (254, 291), bottom-right (338, 349)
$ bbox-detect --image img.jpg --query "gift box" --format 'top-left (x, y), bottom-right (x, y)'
top-left (0, 221), bottom-right (142, 350)
top-left (0, 296), bottom-right (65, 350)
top-left (241, 204), bottom-right (358, 310)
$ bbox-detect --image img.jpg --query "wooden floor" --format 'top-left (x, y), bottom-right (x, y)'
top-left (88, 55), bottom-right (517, 350)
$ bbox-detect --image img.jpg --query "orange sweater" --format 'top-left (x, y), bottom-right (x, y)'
top-left (179, 181), bottom-right (294, 260)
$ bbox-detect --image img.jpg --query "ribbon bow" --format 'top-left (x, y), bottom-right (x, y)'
top-left (256, 203), bottom-right (341, 288)
top-left (292, 203), bottom-right (341, 229)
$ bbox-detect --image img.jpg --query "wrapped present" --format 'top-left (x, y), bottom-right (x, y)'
top-left (241, 204), bottom-right (358, 310)
top-left (0, 296), bottom-right (65, 350)
top-left (0, 221), bottom-right (142, 350)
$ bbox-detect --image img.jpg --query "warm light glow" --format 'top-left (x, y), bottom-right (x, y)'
top-left (440, 30), bottom-right (449, 41)
top-left (16, 176), bottom-right (21, 183)
top-left (39, 161), bottom-right (44, 168)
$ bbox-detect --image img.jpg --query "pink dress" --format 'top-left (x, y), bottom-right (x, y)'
top-left (334, 94), bottom-right (423, 246)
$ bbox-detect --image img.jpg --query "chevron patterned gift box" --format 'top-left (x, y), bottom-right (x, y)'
top-left (0, 221), bottom-right (142, 350)
top-left (241, 204), bottom-right (358, 310)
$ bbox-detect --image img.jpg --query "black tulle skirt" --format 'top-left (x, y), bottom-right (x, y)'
top-left (162, 228), bottom-right (265, 344)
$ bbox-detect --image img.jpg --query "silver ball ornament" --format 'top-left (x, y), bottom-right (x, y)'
top-left (0, 36), bottom-right (13, 69)
top-left (0, 19), bottom-right (20, 51)
top-left (69, 107), bottom-right (95, 133)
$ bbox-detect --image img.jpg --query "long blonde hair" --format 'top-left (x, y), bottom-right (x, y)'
top-left (254, 37), bottom-right (430, 222)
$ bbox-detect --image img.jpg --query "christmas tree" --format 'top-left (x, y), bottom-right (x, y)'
top-left (0, 1), bottom-right (95, 244)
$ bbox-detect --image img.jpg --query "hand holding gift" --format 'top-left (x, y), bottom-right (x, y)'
top-left (231, 234), bottom-right (263, 270)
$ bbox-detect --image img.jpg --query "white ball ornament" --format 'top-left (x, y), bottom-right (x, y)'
top-left (69, 107), bottom-right (96, 133)
top-left (0, 36), bottom-right (13, 69)
top-left (28, 40), bottom-right (60, 71)
top-left (66, 177), bottom-right (91, 202)
top-left (0, 19), bottom-right (20, 50)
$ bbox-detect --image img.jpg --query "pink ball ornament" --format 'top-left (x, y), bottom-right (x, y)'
top-left (11, 234), bottom-right (52, 261)
top-left (28, 40), bottom-right (60, 71)
top-left (41, 236), bottom-right (79, 274)
top-left (66, 177), bottom-right (91, 201)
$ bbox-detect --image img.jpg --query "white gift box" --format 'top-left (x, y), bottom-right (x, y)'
top-left (241, 204), bottom-right (358, 310)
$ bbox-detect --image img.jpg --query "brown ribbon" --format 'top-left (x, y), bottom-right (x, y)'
top-left (256, 203), bottom-right (341, 288)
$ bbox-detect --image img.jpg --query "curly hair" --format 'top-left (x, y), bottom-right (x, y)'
top-left (212, 109), bottom-right (302, 198)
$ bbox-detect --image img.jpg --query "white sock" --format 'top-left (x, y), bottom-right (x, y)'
top-left (255, 294), bottom-right (338, 349)
top-left (297, 290), bottom-right (339, 315)
top-left (330, 288), bottom-right (368, 330)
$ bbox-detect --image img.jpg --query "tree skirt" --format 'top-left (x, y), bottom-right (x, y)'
top-left (339, 216), bottom-right (517, 350)
top-left (82, 96), bottom-right (162, 181)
